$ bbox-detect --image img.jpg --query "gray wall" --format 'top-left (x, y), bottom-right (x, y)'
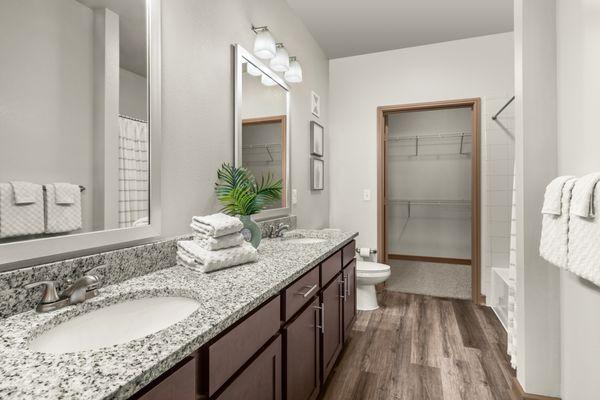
top-left (120, 68), bottom-right (147, 121)
top-left (160, 0), bottom-right (330, 237)
top-left (557, 0), bottom-right (600, 398)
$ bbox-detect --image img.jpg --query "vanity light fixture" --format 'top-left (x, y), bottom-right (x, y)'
top-left (284, 56), bottom-right (303, 83)
top-left (261, 73), bottom-right (278, 87)
top-left (252, 25), bottom-right (276, 60)
top-left (270, 43), bottom-right (290, 72)
top-left (246, 62), bottom-right (262, 77)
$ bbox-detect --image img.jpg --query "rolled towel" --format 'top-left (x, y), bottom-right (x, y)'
top-left (541, 175), bottom-right (576, 215)
top-left (192, 213), bottom-right (243, 237)
top-left (9, 181), bottom-right (38, 204)
top-left (192, 229), bottom-right (245, 251)
top-left (540, 178), bottom-right (576, 268)
top-left (177, 240), bottom-right (258, 273)
top-left (571, 172), bottom-right (600, 218)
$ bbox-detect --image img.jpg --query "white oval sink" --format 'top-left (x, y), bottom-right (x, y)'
top-left (284, 237), bottom-right (326, 245)
top-left (29, 296), bottom-right (200, 354)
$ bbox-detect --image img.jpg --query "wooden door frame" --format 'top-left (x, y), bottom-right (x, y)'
top-left (242, 115), bottom-right (287, 205)
top-left (376, 98), bottom-right (483, 304)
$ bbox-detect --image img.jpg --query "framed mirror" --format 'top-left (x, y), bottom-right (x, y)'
top-left (234, 44), bottom-right (291, 219)
top-left (0, 0), bottom-right (162, 268)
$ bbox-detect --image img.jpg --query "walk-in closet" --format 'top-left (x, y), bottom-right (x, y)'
top-left (378, 99), bottom-right (480, 300)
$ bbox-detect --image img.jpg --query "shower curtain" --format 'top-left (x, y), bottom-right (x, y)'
top-left (118, 117), bottom-right (149, 228)
top-left (507, 164), bottom-right (517, 369)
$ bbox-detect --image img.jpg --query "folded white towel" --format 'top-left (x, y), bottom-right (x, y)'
top-left (571, 172), bottom-right (600, 218)
top-left (9, 181), bottom-right (38, 205)
top-left (568, 181), bottom-right (600, 286)
top-left (541, 175), bottom-right (576, 215)
top-left (53, 183), bottom-right (78, 205)
top-left (177, 240), bottom-right (257, 273)
top-left (191, 213), bottom-right (243, 238)
top-left (44, 184), bottom-right (82, 233)
top-left (192, 229), bottom-right (245, 250)
top-left (0, 183), bottom-right (44, 238)
top-left (540, 178), bottom-right (576, 268)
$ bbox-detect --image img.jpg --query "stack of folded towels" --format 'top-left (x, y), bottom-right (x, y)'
top-left (177, 213), bottom-right (258, 273)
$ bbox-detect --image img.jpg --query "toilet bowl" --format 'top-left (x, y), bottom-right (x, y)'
top-left (356, 261), bottom-right (391, 311)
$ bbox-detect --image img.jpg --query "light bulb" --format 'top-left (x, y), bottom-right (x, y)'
top-left (270, 44), bottom-right (290, 72)
top-left (284, 58), bottom-right (302, 83)
top-left (253, 28), bottom-right (276, 60)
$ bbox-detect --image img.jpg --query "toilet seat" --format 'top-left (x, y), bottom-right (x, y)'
top-left (356, 261), bottom-right (390, 276)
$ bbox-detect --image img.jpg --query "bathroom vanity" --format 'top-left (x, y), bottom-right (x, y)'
top-left (0, 232), bottom-right (357, 399)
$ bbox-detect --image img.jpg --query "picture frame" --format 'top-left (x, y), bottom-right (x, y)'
top-left (310, 157), bottom-right (324, 190)
top-left (311, 91), bottom-right (321, 118)
top-left (310, 121), bottom-right (324, 157)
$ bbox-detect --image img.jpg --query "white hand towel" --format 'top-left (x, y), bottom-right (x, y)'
top-left (541, 175), bottom-right (576, 215)
top-left (53, 183), bottom-right (78, 205)
top-left (540, 178), bottom-right (576, 268)
top-left (192, 229), bottom-right (245, 250)
top-left (191, 213), bottom-right (243, 238)
top-left (571, 172), bottom-right (600, 218)
top-left (568, 181), bottom-right (600, 286)
top-left (177, 240), bottom-right (257, 273)
top-left (44, 184), bottom-right (82, 233)
top-left (9, 181), bottom-right (38, 205)
top-left (0, 183), bottom-right (44, 238)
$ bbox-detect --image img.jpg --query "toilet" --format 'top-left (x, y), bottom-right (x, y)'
top-left (356, 260), bottom-right (391, 311)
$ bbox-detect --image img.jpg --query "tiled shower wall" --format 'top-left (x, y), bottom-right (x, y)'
top-left (481, 96), bottom-right (515, 297)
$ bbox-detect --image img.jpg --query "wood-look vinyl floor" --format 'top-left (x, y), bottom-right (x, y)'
top-left (321, 291), bottom-right (517, 400)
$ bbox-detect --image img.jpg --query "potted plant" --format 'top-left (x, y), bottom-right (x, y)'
top-left (214, 163), bottom-right (282, 248)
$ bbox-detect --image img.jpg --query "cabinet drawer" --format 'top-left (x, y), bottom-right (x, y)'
top-left (283, 267), bottom-right (320, 321)
top-left (215, 335), bottom-right (282, 400)
top-left (137, 356), bottom-right (196, 400)
top-left (208, 296), bottom-right (280, 396)
top-left (342, 240), bottom-right (356, 267)
top-left (320, 251), bottom-right (342, 286)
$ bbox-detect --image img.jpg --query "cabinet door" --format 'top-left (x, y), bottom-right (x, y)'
top-left (321, 273), bottom-right (343, 383)
top-left (284, 298), bottom-right (320, 400)
top-left (137, 357), bottom-right (196, 400)
top-left (215, 336), bottom-right (281, 400)
top-left (343, 260), bottom-right (356, 342)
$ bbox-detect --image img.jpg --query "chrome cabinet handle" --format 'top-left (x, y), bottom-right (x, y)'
top-left (339, 278), bottom-right (346, 300)
top-left (24, 280), bottom-right (60, 304)
top-left (297, 284), bottom-right (318, 298)
top-left (345, 272), bottom-right (351, 297)
top-left (314, 303), bottom-right (325, 334)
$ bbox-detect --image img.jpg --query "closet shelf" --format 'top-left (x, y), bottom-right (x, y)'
top-left (387, 132), bottom-right (472, 156)
top-left (242, 143), bottom-right (281, 162)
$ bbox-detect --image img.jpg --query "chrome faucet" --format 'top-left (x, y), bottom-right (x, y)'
top-left (25, 265), bottom-right (104, 313)
top-left (269, 223), bottom-right (290, 238)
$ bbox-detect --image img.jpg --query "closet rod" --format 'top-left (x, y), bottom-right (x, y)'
top-left (119, 114), bottom-right (148, 124)
top-left (386, 132), bottom-right (471, 141)
top-left (492, 96), bottom-right (515, 120)
top-left (42, 185), bottom-right (85, 192)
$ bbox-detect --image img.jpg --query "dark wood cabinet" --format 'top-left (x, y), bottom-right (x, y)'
top-left (320, 273), bottom-right (343, 383)
top-left (136, 356), bottom-right (196, 400)
top-left (284, 298), bottom-right (321, 400)
top-left (215, 336), bottom-right (282, 400)
top-left (342, 260), bottom-right (356, 342)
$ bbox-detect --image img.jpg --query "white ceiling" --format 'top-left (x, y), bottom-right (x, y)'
top-left (285, 0), bottom-right (514, 59)
top-left (78, 0), bottom-right (147, 76)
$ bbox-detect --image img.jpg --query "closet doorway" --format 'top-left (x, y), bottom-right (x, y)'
top-left (377, 99), bottom-right (481, 303)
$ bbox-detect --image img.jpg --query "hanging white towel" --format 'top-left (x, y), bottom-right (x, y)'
top-left (44, 184), bottom-right (82, 233)
top-left (177, 240), bottom-right (257, 273)
top-left (54, 183), bottom-right (77, 205)
top-left (9, 181), bottom-right (38, 204)
top-left (191, 213), bottom-right (243, 238)
top-left (540, 178), bottom-right (576, 268)
top-left (571, 172), bottom-right (600, 218)
top-left (541, 175), bottom-right (576, 215)
top-left (568, 179), bottom-right (600, 286)
top-left (0, 183), bottom-right (44, 238)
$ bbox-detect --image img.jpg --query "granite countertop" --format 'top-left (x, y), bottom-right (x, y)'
top-left (0, 230), bottom-right (357, 400)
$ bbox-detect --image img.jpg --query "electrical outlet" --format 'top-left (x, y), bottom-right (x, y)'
top-left (292, 189), bottom-right (298, 205)
top-left (363, 189), bottom-right (371, 201)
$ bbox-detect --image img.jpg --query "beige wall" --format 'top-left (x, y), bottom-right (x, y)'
top-left (160, 0), bottom-right (330, 237)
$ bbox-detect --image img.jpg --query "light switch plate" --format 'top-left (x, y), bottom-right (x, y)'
top-left (292, 189), bottom-right (298, 205)
top-left (363, 189), bottom-right (371, 201)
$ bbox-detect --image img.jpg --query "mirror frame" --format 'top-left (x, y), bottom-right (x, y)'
top-left (233, 44), bottom-right (291, 221)
top-left (0, 0), bottom-right (162, 269)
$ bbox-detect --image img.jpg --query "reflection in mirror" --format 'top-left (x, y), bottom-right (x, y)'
top-left (0, 0), bottom-right (149, 244)
top-left (237, 54), bottom-right (289, 214)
